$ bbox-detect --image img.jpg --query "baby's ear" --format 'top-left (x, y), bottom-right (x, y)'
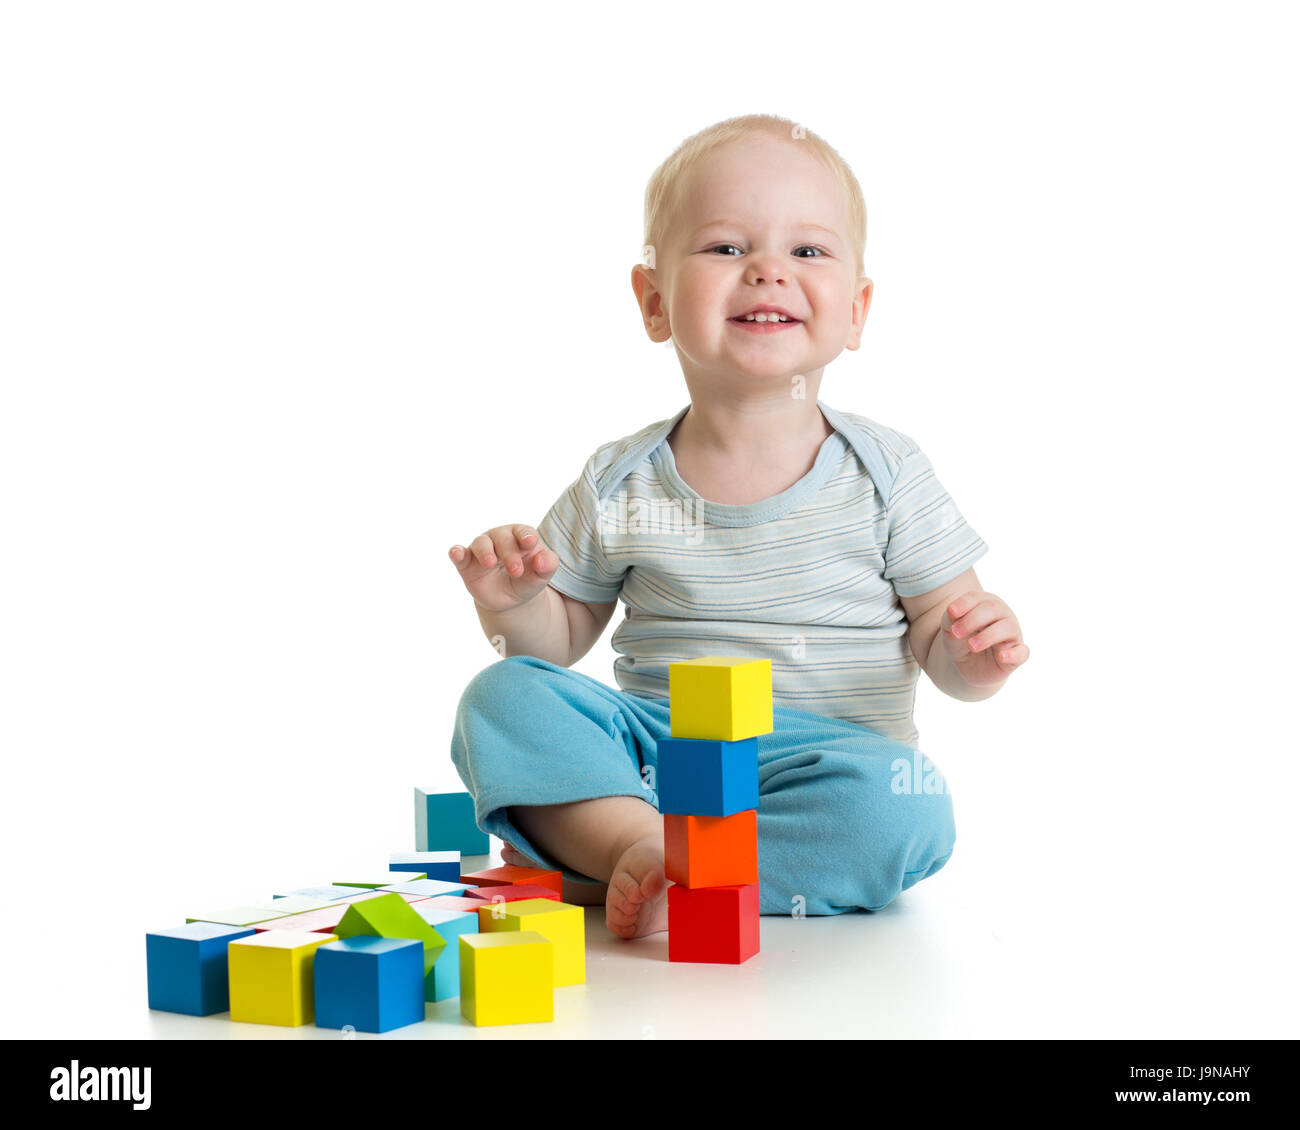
top-left (845, 278), bottom-right (873, 350)
top-left (630, 263), bottom-right (672, 344)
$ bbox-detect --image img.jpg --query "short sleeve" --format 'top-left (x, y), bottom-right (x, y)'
top-left (882, 442), bottom-right (988, 597)
top-left (536, 454), bottom-right (627, 604)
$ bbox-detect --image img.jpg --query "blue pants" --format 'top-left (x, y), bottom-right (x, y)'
top-left (449, 656), bottom-right (956, 916)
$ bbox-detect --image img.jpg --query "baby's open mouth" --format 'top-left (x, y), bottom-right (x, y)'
top-left (729, 313), bottom-right (801, 324)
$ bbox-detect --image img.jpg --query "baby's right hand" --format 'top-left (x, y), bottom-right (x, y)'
top-left (449, 525), bottom-right (560, 613)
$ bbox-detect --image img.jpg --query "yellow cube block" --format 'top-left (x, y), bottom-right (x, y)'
top-left (669, 657), bottom-right (773, 741)
top-left (228, 930), bottom-right (337, 1026)
top-left (480, 898), bottom-right (585, 986)
top-left (459, 932), bottom-right (554, 1026)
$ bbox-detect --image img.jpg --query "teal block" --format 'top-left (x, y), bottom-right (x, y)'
top-left (414, 789), bottom-right (488, 854)
top-left (411, 906), bottom-right (479, 1001)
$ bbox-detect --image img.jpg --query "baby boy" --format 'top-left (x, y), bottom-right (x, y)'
top-left (448, 114), bottom-right (1029, 938)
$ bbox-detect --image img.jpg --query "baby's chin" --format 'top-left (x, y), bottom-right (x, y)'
top-left (710, 346), bottom-right (835, 384)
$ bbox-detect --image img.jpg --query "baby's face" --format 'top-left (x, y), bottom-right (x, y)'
top-left (641, 134), bottom-right (870, 388)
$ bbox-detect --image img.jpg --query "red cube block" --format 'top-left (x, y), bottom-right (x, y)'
top-left (464, 883), bottom-right (561, 905)
top-left (667, 883), bottom-right (760, 964)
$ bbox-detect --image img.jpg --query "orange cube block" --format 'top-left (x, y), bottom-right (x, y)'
top-left (664, 809), bottom-right (758, 889)
top-left (460, 865), bottom-right (562, 896)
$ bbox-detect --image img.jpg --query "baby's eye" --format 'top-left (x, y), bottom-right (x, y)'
top-left (706, 243), bottom-right (827, 258)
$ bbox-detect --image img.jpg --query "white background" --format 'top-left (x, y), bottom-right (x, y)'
top-left (2, 1), bottom-right (1296, 1038)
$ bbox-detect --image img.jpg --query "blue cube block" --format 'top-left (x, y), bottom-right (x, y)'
top-left (410, 906), bottom-right (479, 1001)
top-left (145, 922), bottom-right (256, 1015)
top-left (414, 789), bottom-right (489, 854)
top-left (389, 850), bottom-right (461, 881)
top-left (313, 937), bottom-right (426, 1033)
top-left (655, 736), bottom-right (759, 816)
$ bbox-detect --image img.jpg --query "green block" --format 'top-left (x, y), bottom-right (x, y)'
top-left (333, 892), bottom-right (447, 1002)
top-left (333, 871), bottom-right (426, 889)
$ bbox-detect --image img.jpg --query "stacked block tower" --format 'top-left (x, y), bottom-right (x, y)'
top-left (660, 656), bottom-right (771, 964)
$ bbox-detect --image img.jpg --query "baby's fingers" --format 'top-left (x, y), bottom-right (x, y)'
top-left (447, 543), bottom-right (481, 572)
top-left (501, 525), bottom-right (540, 578)
top-left (467, 532), bottom-right (501, 569)
top-left (509, 526), bottom-right (561, 580)
top-left (448, 533), bottom-right (502, 579)
top-left (994, 641), bottom-right (1030, 668)
top-left (962, 617), bottom-right (1017, 655)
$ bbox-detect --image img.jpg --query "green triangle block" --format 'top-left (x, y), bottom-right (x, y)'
top-left (333, 892), bottom-right (447, 1000)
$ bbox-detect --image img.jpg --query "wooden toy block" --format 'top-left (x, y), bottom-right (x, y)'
top-left (185, 906), bottom-right (294, 927)
top-left (274, 885), bottom-right (370, 901)
top-left (228, 931), bottom-right (338, 1026)
top-left (664, 810), bottom-right (758, 888)
top-left (253, 906), bottom-right (349, 933)
top-left (333, 892), bottom-right (447, 1002)
top-left (466, 883), bottom-right (561, 907)
top-left (410, 906), bottom-right (479, 1002)
top-left (655, 736), bottom-right (759, 816)
top-left (145, 922), bottom-right (256, 1015)
top-left (669, 657), bottom-right (773, 741)
top-left (414, 789), bottom-right (489, 854)
top-left (666, 883), bottom-right (760, 964)
top-left (333, 871), bottom-right (425, 889)
top-left (246, 895), bottom-right (335, 916)
top-left (423, 895), bottom-right (489, 914)
top-left (479, 898), bottom-right (585, 987)
top-left (459, 865), bottom-right (562, 895)
top-left (389, 850), bottom-right (460, 881)
top-left (378, 878), bottom-right (474, 899)
top-left (313, 937), bottom-right (426, 1033)
top-left (459, 932), bottom-right (554, 1026)
top-left (330, 890), bottom-right (390, 904)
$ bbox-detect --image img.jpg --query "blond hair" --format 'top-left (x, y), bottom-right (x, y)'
top-left (642, 114), bottom-right (867, 278)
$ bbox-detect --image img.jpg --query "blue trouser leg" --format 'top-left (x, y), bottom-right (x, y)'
top-left (450, 655), bottom-right (956, 916)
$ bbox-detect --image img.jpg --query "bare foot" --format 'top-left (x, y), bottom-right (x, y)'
top-left (500, 842), bottom-right (608, 907)
top-left (606, 834), bottom-right (668, 939)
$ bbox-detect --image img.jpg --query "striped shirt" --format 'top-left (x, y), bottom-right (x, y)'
top-left (536, 401), bottom-right (988, 748)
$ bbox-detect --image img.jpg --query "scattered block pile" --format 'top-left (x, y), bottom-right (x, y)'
top-left (145, 790), bottom-right (585, 1031)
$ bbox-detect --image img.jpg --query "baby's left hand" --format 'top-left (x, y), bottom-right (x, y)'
top-left (940, 591), bottom-right (1030, 687)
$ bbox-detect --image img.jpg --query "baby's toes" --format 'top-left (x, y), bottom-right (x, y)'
top-left (500, 843), bottom-right (535, 867)
top-left (605, 874), bottom-right (642, 924)
top-left (637, 866), bottom-right (667, 900)
top-left (609, 869), bottom-right (644, 908)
